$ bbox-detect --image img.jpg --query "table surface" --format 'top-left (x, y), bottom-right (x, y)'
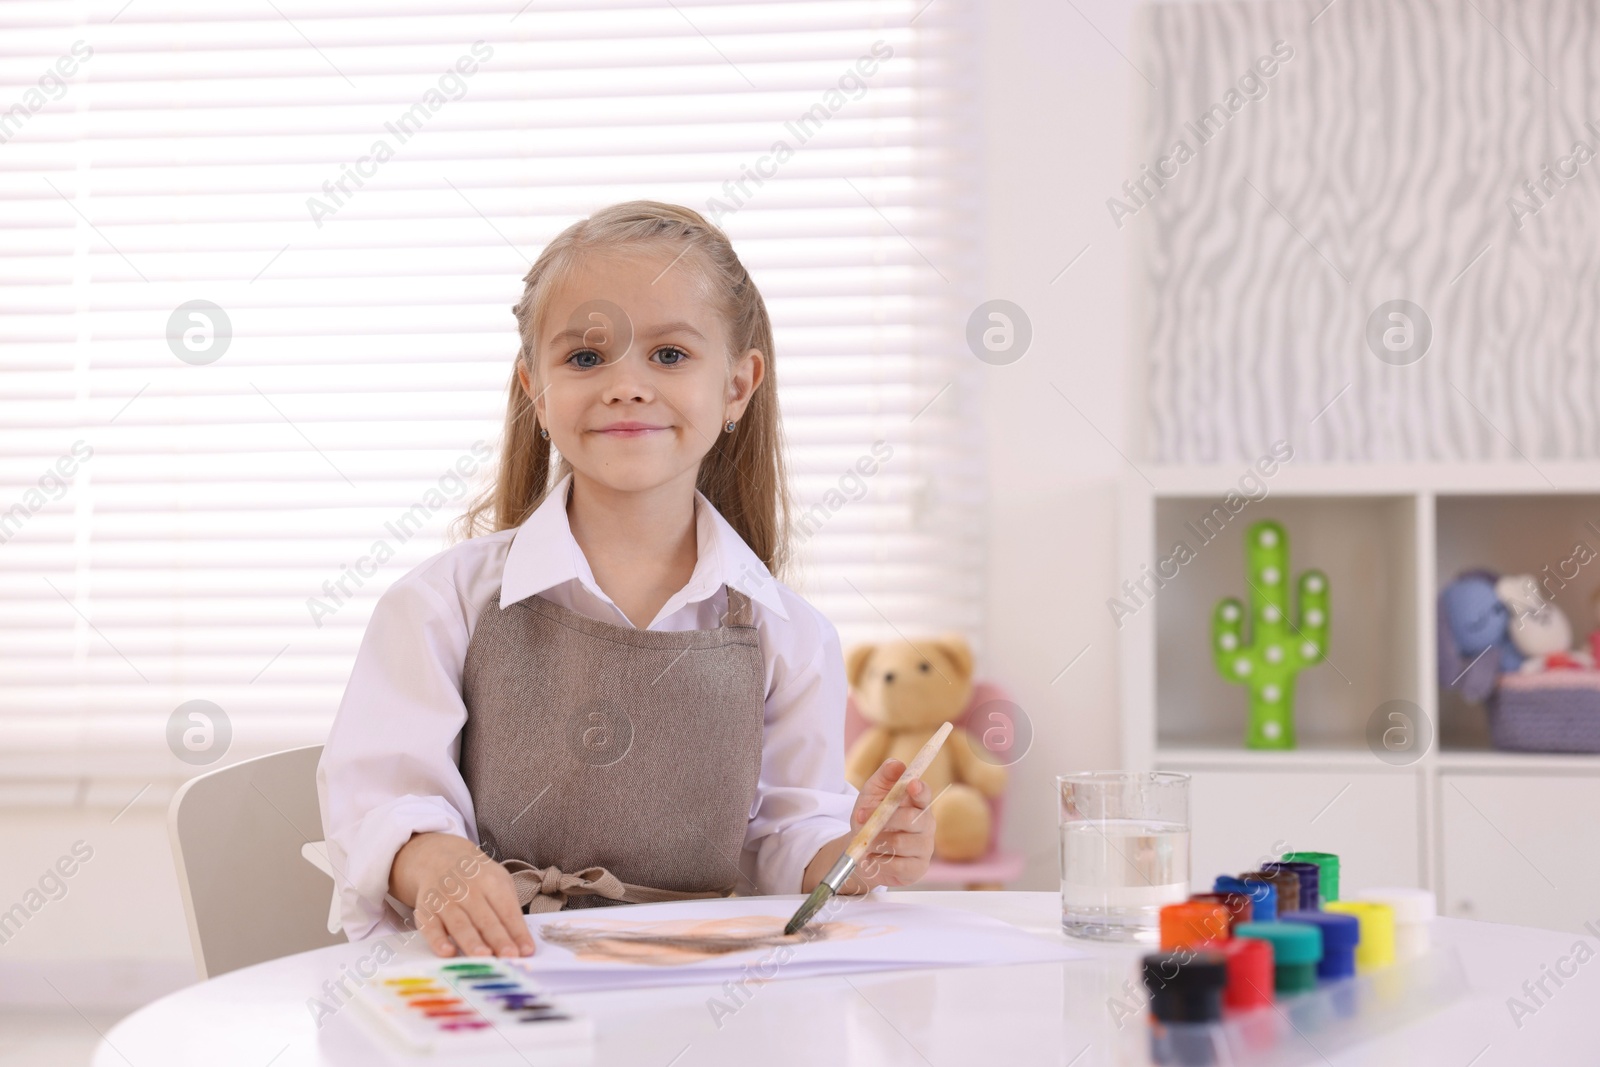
top-left (96, 891), bottom-right (1594, 1067)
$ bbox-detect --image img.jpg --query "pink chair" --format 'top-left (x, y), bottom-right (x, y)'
top-left (843, 680), bottom-right (1028, 890)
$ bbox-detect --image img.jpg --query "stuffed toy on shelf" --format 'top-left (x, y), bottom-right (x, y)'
top-left (1590, 587), bottom-right (1600, 666)
top-left (1496, 574), bottom-right (1592, 671)
top-left (1211, 519), bottom-right (1330, 750)
top-left (844, 635), bottom-right (1007, 863)
top-left (1438, 569), bottom-right (1595, 697)
top-left (1438, 569), bottom-right (1522, 697)
top-left (1438, 569), bottom-right (1600, 753)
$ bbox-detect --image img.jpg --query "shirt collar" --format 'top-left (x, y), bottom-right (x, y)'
top-left (500, 471), bottom-right (789, 621)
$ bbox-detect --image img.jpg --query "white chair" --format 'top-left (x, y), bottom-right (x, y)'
top-left (168, 744), bottom-right (347, 979)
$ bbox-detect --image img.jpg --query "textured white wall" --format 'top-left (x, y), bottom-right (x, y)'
top-left (1137, 0), bottom-right (1600, 463)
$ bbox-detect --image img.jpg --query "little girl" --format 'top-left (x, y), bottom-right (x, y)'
top-left (317, 201), bottom-right (935, 958)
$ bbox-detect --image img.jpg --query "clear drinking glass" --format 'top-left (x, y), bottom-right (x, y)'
top-left (1058, 771), bottom-right (1191, 942)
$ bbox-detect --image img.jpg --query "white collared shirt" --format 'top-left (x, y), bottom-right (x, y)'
top-left (316, 472), bottom-right (858, 940)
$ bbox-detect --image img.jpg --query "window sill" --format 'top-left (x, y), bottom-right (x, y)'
top-left (0, 716), bottom-right (331, 803)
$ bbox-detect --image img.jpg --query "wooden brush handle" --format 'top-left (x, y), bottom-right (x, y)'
top-left (844, 721), bottom-right (952, 859)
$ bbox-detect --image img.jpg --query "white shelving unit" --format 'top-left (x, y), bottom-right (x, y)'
top-left (1118, 462), bottom-right (1600, 934)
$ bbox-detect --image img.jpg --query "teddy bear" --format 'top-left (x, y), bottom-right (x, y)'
top-left (844, 634), bottom-right (1008, 864)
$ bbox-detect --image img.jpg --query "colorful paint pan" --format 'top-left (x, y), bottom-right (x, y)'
top-left (353, 960), bottom-right (593, 1054)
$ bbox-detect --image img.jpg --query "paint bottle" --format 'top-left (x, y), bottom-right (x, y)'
top-left (1232, 921), bottom-right (1322, 994)
top-left (1247, 867), bottom-right (1299, 918)
top-left (1214, 875), bottom-right (1277, 922)
top-left (1188, 891), bottom-right (1253, 930)
top-left (1281, 851), bottom-right (1340, 902)
top-left (1160, 902), bottom-right (1233, 950)
top-left (1265, 861), bottom-right (1321, 910)
top-left (1279, 910), bottom-right (1360, 980)
top-left (1142, 950), bottom-right (1228, 1066)
top-left (1325, 901), bottom-right (1396, 971)
top-left (1213, 936), bottom-right (1274, 1011)
top-left (1352, 887), bottom-right (1434, 960)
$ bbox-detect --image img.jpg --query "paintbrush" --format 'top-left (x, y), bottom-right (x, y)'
top-left (784, 721), bottom-right (953, 936)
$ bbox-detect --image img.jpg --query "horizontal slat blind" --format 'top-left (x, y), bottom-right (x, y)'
top-left (0, 0), bottom-right (983, 753)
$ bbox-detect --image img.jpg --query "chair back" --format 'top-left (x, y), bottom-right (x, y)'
top-left (168, 744), bottom-right (346, 979)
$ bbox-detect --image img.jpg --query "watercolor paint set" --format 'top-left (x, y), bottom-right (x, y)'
top-left (351, 958), bottom-right (594, 1057)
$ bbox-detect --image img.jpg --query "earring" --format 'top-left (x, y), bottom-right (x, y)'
top-left (539, 427), bottom-right (550, 440)
top-left (724, 420), bottom-right (737, 433)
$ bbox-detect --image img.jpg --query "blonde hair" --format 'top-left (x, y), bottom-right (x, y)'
top-left (449, 201), bottom-right (791, 579)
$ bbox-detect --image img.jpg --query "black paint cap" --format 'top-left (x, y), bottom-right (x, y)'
top-left (1141, 951), bottom-right (1228, 1023)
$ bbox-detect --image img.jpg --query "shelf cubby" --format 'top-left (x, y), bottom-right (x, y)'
top-left (1150, 494), bottom-right (1419, 752)
top-left (1435, 493), bottom-right (1600, 751)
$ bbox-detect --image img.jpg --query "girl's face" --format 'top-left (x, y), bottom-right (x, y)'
top-left (518, 247), bottom-right (763, 496)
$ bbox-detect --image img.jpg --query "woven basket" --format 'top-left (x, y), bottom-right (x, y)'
top-left (1486, 671), bottom-right (1600, 753)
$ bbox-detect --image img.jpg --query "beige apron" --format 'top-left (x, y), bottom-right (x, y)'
top-left (459, 585), bottom-right (765, 914)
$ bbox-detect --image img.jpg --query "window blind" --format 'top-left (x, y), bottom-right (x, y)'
top-left (0, 0), bottom-right (984, 761)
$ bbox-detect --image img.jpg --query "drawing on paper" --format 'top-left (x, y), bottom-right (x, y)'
top-left (538, 914), bottom-right (895, 966)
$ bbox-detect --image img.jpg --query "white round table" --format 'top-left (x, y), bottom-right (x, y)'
top-left (96, 891), bottom-right (1591, 1066)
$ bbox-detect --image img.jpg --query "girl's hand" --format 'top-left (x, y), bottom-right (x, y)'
top-left (845, 759), bottom-right (936, 891)
top-left (389, 832), bottom-right (536, 958)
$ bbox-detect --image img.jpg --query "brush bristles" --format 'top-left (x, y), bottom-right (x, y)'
top-left (784, 884), bottom-right (834, 935)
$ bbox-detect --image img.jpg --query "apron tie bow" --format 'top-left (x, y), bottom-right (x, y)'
top-left (504, 859), bottom-right (630, 914)
top-left (501, 857), bottom-right (740, 914)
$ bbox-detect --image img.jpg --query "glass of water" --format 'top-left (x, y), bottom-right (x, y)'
top-left (1058, 771), bottom-right (1191, 943)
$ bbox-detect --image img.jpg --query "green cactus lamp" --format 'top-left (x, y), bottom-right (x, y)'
top-left (1211, 519), bottom-right (1329, 749)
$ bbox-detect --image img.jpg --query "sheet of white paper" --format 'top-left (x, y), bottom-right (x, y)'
top-left (509, 896), bottom-right (1083, 992)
